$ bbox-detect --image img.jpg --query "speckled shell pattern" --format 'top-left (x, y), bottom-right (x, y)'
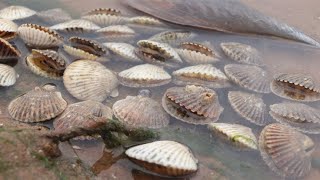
top-left (37, 8), bottom-right (72, 25)
top-left (50, 19), bottom-right (101, 33)
top-left (82, 8), bottom-right (128, 26)
top-left (104, 42), bottom-right (142, 63)
top-left (97, 25), bottom-right (136, 42)
top-left (0, 37), bottom-right (21, 59)
top-left (0, 6), bottom-right (36, 20)
top-left (0, 64), bottom-right (18, 86)
top-left (125, 140), bottom-right (198, 177)
top-left (148, 30), bottom-right (195, 45)
top-left (0, 19), bottom-right (18, 40)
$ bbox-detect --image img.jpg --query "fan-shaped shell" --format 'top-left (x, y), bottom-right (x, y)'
top-left (97, 25), bottom-right (136, 42)
top-left (0, 38), bottom-right (21, 60)
top-left (271, 73), bottom-right (320, 102)
top-left (8, 84), bottom-right (67, 122)
top-left (50, 19), bottom-right (101, 33)
top-left (128, 16), bottom-right (168, 33)
top-left (37, 8), bottom-right (72, 25)
top-left (172, 64), bottom-right (230, 88)
top-left (103, 42), bottom-right (142, 63)
top-left (63, 60), bottom-right (118, 102)
top-left (148, 30), bottom-right (195, 45)
top-left (118, 64), bottom-right (171, 87)
top-left (82, 8), bottom-right (128, 26)
top-left (0, 6), bottom-right (36, 20)
top-left (0, 64), bottom-right (18, 86)
top-left (113, 95), bottom-right (169, 129)
top-left (18, 24), bottom-right (63, 48)
top-left (270, 102), bottom-right (320, 134)
top-left (26, 49), bottom-right (66, 79)
top-left (125, 140), bottom-right (198, 177)
top-left (228, 91), bottom-right (268, 126)
top-left (224, 64), bottom-right (271, 93)
top-left (208, 123), bottom-right (258, 150)
top-left (0, 19), bottom-right (18, 40)
top-left (259, 123), bottom-right (314, 178)
top-left (162, 85), bottom-right (223, 124)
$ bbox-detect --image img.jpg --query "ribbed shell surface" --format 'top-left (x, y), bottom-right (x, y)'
top-left (104, 42), bottom-right (142, 63)
top-left (0, 19), bottom-right (18, 40)
top-left (63, 45), bottom-right (99, 61)
top-left (0, 37), bottom-right (21, 59)
top-left (0, 6), bottom-right (36, 20)
top-left (148, 30), bottom-right (194, 45)
top-left (97, 25), bottom-right (135, 42)
top-left (82, 8), bottom-right (128, 26)
top-left (50, 19), bottom-right (101, 33)
top-left (0, 64), bottom-right (18, 86)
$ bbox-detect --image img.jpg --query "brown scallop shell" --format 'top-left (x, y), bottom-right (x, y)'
top-left (0, 19), bottom-right (18, 40)
top-left (50, 19), bottom-right (101, 33)
top-left (82, 8), bottom-right (128, 26)
top-left (162, 85), bottom-right (223, 124)
top-left (0, 6), bottom-right (36, 20)
top-left (37, 8), bottom-right (72, 25)
top-left (0, 38), bottom-right (21, 60)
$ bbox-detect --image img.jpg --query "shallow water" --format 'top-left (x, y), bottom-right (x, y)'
top-left (0, 0), bottom-right (320, 179)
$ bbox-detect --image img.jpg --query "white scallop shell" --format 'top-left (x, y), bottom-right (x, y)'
top-left (0, 6), bottom-right (36, 20)
top-left (172, 64), bottom-right (230, 88)
top-left (63, 60), bottom-right (118, 102)
top-left (148, 30), bottom-right (195, 45)
top-left (0, 64), bottom-right (18, 86)
top-left (118, 64), bottom-right (171, 87)
top-left (128, 16), bottom-right (168, 34)
top-left (50, 19), bottom-right (101, 33)
top-left (0, 19), bottom-right (18, 40)
top-left (82, 8), bottom-right (128, 26)
top-left (97, 25), bottom-right (136, 42)
top-left (125, 140), bottom-right (198, 177)
top-left (0, 38), bottom-right (21, 59)
top-left (103, 42), bottom-right (142, 63)
top-left (63, 45), bottom-right (100, 61)
top-left (37, 8), bottom-right (72, 25)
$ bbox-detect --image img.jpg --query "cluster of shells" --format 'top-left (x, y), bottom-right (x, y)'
top-left (0, 5), bottom-right (319, 179)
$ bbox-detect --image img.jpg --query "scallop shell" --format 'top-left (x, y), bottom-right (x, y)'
top-left (0, 19), bottom-right (18, 40)
top-left (224, 64), bottom-right (271, 93)
top-left (125, 140), bottom-right (198, 177)
top-left (162, 85), bottom-right (223, 124)
top-left (0, 6), bottom-right (36, 20)
top-left (259, 123), bottom-right (314, 178)
top-left (26, 49), bottom-right (66, 80)
top-left (208, 123), bottom-right (258, 150)
top-left (172, 64), bottom-right (230, 88)
top-left (97, 25), bottom-right (136, 42)
top-left (0, 64), bottom-right (18, 86)
top-left (82, 8), bottom-right (128, 26)
top-left (50, 19), bottom-right (101, 33)
top-left (37, 8), bottom-right (72, 25)
top-left (0, 38), bottom-right (21, 60)
top-left (148, 30), bottom-right (195, 45)
top-left (271, 73), bottom-right (320, 102)
top-left (8, 84), bottom-right (67, 122)
top-left (228, 91), bottom-right (268, 126)
top-left (221, 42), bottom-right (264, 66)
top-left (63, 60), bottom-right (118, 102)
top-left (270, 102), bottom-right (320, 134)
top-left (128, 16), bottom-right (168, 34)
top-left (18, 24), bottom-right (63, 48)
top-left (103, 42), bottom-right (142, 63)
top-left (113, 95), bottom-right (169, 129)
top-left (118, 64), bottom-right (171, 87)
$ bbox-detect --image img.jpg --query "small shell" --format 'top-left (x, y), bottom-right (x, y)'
top-left (128, 16), bottom-right (168, 34)
top-left (0, 38), bottom-right (21, 60)
top-left (172, 64), bottom-right (230, 88)
top-left (113, 95), bottom-right (169, 129)
top-left (8, 84), bottom-right (67, 122)
top-left (50, 19), bottom-right (100, 33)
top-left (37, 8), bottom-right (72, 25)
top-left (118, 64), bottom-right (171, 87)
top-left (125, 140), bottom-right (198, 177)
top-left (259, 123), bottom-right (314, 178)
top-left (26, 49), bottom-right (66, 80)
top-left (63, 60), bottom-right (118, 102)
top-left (162, 85), bottom-right (223, 124)
top-left (224, 64), bottom-right (271, 93)
top-left (82, 8), bottom-right (128, 26)
top-left (208, 123), bottom-right (258, 150)
top-left (18, 24), bottom-right (63, 48)
top-left (228, 91), bottom-right (268, 126)
top-left (0, 19), bottom-right (18, 40)
top-left (221, 42), bottom-right (264, 66)
top-left (0, 6), bottom-right (36, 20)
top-left (0, 64), bottom-right (18, 86)
top-left (103, 42), bottom-right (142, 63)
top-left (270, 102), bottom-right (320, 134)
top-left (97, 25), bottom-right (136, 42)
top-left (148, 30), bottom-right (195, 45)
top-left (271, 73), bottom-right (320, 102)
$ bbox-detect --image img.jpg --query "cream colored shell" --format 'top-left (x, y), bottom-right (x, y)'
top-left (50, 19), bottom-right (101, 33)
top-left (103, 42), bottom-right (142, 63)
top-left (0, 19), bottom-right (18, 40)
top-left (0, 6), bottom-right (36, 20)
top-left (0, 64), bottom-right (18, 86)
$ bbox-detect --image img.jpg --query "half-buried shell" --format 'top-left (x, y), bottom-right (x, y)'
top-left (50, 19), bottom-right (101, 33)
top-left (148, 30), bottom-right (195, 45)
top-left (208, 123), bottom-right (258, 150)
top-left (228, 91), bottom-right (268, 126)
top-left (63, 60), bottom-right (118, 102)
top-left (113, 94), bottom-right (169, 129)
top-left (103, 42), bottom-right (142, 63)
top-left (0, 6), bottom-right (36, 20)
top-left (26, 49), bottom-right (66, 79)
top-left (270, 73), bottom-right (320, 102)
top-left (0, 38), bottom-right (21, 61)
top-left (37, 8), bottom-right (72, 25)
top-left (18, 23), bottom-right (63, 48)
top-left (128, 16), bottom-right (168, 34)
top-left (125, 140), bottom-right (198, 177)
top-left (162, 85), bottom-right (223, 124)
top-left (82, 8), bottom-right (128, 26)
top-left (0, 19), bottom-right (18, 40)
top-left (0, 64), bottom-right (18, 86)
top-left (270, 102), bottom-right (320, 134)
top-left (172, 64), bottom-right (230, 88)
top-left (118, 64), bottom-right (171, 87)
top-left (224, 64), bottom-right (271, 93)
top-left (259, 123), bottom-right (314, 178)
top-left (8, 84), bottom-right (67, 122)
top-left (97, 25), bottom-right (136, 42)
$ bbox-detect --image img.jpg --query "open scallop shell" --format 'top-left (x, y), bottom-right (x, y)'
top-left (148, 30), bottom-right (195, 45)
top-left (26, 49), bottom-right (66, 80)
top-left (0, 6), bottom-right (36, 20)
top-left (271, 73), bottom-right (320, 102)
top-left (37, 8), bottom-right (72, 25)
top-left (126, 140), bottom-right (198, 177)
top-left (208, 123), bottom-right (258, 150)
top-left (97, 25), bottom-right (136, 42)
top-left (82, 8), bottom-right (128, 26)
top-left (162, 85), bottom-right (223, 124)
top-left (0, 38), bottom-right (21, 60)
top-left (228, 91), bottom-right (268, 126)
top-left (18, 24), bottom-right (63, 48)
top-left (8, 84), bottom-right (67, 122)
top-left (172, 64), bottom-right (230, 88)
top-left (103, 42), bottom-right (142, 63)
top-left (63, 60), bottom-right (118, 102)
top-left (0, 19), bottom-right (18, 40)
top-left (118, 64), bottom-right (171, 87)
top-left (270, 102), bottom-right (320, 134)
top-left (50, 19), bottom-right (101, 33)
top-left (0, 64), bottom-right (18, 86)
top-left (224, 64), bottom-right (271, 93)
top-left (259, 123), bottom-right (314, 178)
